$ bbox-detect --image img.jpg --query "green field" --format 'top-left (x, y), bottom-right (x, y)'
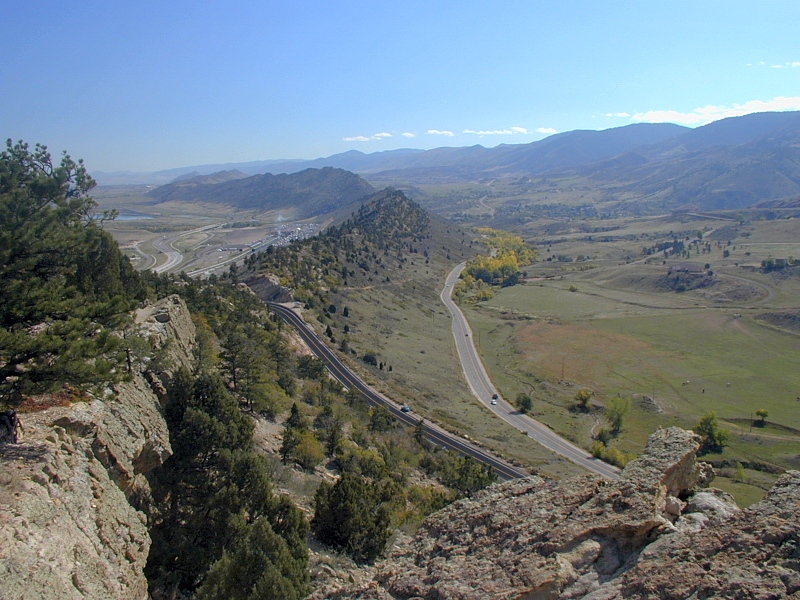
top-left (455, 212), bottom-right (800, 504)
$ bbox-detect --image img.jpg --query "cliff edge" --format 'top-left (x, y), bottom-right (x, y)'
top-left (0, 295), bottom-right (195, 600)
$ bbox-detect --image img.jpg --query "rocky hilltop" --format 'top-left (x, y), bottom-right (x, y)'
top-left (0, 295), bottom-right (195, 600)
top-left (319, 428), bottom-right (800, 599)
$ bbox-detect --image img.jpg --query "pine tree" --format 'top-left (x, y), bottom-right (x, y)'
top-left (147, 372), bottom-right (309, 594)
top-left (0, 140), bottom-right (144, 402)
top-left (195, 516), bottom-right (309, 600)
top-left (312, 472), bottom-right (392, 563)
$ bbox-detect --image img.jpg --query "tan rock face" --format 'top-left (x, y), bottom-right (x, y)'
top-left (135, 294), bottom-right (197, 374)
top-left (613, 470), bottom-right (800, 600)
top-left (245, 273), bottom-right (294, 303)
top-left (0, 296), bottom-right (195, 600)
top-left (319, 427), bottom-right (800, 600)
top-left (0, 425), bottom-right (152, 600)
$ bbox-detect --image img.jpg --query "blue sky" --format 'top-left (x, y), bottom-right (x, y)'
top-left (2, 1), bottom-right (799, 172)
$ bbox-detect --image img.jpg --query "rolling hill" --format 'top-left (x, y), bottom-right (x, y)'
top-left (145, 167), bottom-right (374, 218)
top-left (561, 112), bottom-right (800, 211)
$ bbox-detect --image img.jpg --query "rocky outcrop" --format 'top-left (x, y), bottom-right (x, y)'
top-left (134, 293), bottom-right (196, 374)
top-left (318, 427), bottom-right (800, 599)
top-left (609, 471), bottom-right (800, 599)
top-left (245, 273), bottom-right (294, 303)
top-left (0, 295), bottom-right (195, 600)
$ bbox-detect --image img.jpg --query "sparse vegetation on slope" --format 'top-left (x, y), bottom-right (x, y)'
top-left (244, 188), bottom-right (586, 478)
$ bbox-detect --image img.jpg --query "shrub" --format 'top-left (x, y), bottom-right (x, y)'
top-left (694, 411), bottom-right (730, 454)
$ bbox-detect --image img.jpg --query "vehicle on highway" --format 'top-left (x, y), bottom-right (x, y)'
top-left (401, 405), bottom-right (411, 413)
top-left (491, 399), bottom-right (497, 405)
top-left (491, 393), bottom-right (498, 399)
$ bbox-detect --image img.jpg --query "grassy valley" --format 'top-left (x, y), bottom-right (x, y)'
top-left (455, 210), bottom-right (800, 504)
top-left (100, 175), bottom-right (800, 503)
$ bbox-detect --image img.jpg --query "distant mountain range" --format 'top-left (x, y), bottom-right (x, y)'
top-left (95, 122), bottom-right (688, 184)
top-left (105, 111), bottom-right (800, 212)
top-left (145, 167), bottom-right (374, 219)
top-left (560, 111), bottom-right (800, 211)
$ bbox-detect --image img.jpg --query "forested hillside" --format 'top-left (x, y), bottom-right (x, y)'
top-left (245, 187), bottom-right (470, 317)
top-left (142, 225), bottom-right (497, 592)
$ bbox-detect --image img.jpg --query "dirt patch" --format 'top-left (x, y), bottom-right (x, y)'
top-left (515, 321), bottom-right (658, 388)
top-left (17, 390), bottom-right (76, 412)
top-left (633, 394), bottom-right (664, 413)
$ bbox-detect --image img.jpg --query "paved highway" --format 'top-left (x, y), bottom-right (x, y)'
top-left (267, 302), bottom-right (530, 480)
top-left (441, 263), bottom-right (620, 480)
top-left (152, 235), bottom-right (183, 274)
top-left (152, 224), bottom-right (225, 274)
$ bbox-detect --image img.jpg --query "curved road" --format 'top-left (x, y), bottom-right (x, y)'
top-left (152, 235), bottom-right (183, 274)
top-left (441, 263), bottom-right (620, 480)
top-left (152, 224), bottom-right (225, 274)
top-left (267, 302), bottom-right (529, 480)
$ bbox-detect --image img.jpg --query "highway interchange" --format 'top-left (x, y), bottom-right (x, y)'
top-left (151, 224), bottom-right (225, 274)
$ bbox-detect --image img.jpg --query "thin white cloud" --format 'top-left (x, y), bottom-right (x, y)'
top-left (463, 129), bottom-right (514, 135)
top-left (343, 132), bottom-right (393, 142)
top-left (536, 127), bottom-right (558, 134)
top-left (427, 129), bottom-right (455, 136)
top-left (401, 132), bottom-right (416, 138)
top-left (752, 61), bottom-right (800, 68)
top-left (632, 96), bottom-right (800, 126)
top-left (462, 126), bottom-right (533, 136)
top-left (604, 112), bottom-right (630, 118)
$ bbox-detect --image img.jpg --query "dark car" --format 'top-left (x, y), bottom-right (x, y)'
top-left (401, 405), bottom-right (411, 413)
